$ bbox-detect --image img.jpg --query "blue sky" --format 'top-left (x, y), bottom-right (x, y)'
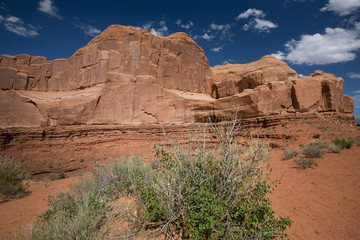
top-left (1, 0), bottom-right (360, 121)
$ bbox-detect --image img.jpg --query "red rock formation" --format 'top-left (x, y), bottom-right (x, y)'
top-left (0, 25), bottom-right (354, 127)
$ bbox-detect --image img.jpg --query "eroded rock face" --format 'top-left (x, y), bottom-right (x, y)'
top-left (211, 55), bottom-right (298, 99)
top-left (0, 25), bottom-right (354, 127)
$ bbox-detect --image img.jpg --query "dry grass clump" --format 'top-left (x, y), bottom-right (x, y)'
top-left (282, 148), bottom-right (299, 160)
top-left (302, 144), bottom-right (324, 158)
top-left (327, 142), bottom-right (341, 153)
top-left (0, 156), bottom-right (28, 202)
top-left (294, 157), bottom-right (318, 169)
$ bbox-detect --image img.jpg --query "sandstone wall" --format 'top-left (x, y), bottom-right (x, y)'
top-left (0, 25), bottom-right (354, 127)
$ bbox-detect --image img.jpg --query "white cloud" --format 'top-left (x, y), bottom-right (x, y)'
top-left (235, 8), bottom-right (265, 20)
top-left (142, 20), bottom-right (168, 37)
top-left (236, 8), bottom-right (278, 33)
top-left (0, 3), bottom-right (7, 11)
top-left (321, 0), bottom-right (360, 16)
top-left (352, 94), bottom-right (360, 108)
top-left (1, 15), bottom-right (40, 37)
top-left (353, 90), bottom-right (360, 93)
top-left (349, 73), bottom-right (360, 79)
top-left (142, 21), bottom-right (153, 30)
top-left (222, 59), bottom-right (235, 65)
top-left (74, 23), bottom-right (101, 37)
top-left (271, 51), bottom-right (286, 60)
top-left (201, 33), bottom-right (214, 41)
top-left (6, 16), bottom-right (21, 23)
top-left (208, 22), bottom-right (233, 40)
top-left (210, 23), bottom-right (231, 32)
top-left (175, 19), bottom-right (194, 30)
top-left (243, 18), bottom-right (278, 33)
top-left (38, 0), bottom-right (62, 19)
top-left (211, 46), bottom-right (223, 52)
top-left (272, 24), bottom-right (360, 65)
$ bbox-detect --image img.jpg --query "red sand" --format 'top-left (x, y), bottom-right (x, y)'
top-left (269, 147), bottom-right (360, 240)
top-left (1, 120), bottom-right (360, 239)
top-left (0, 177), bottom-right (78, 238)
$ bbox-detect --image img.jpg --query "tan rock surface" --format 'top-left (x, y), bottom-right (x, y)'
top-left (0, 24), bottom-right (354, 127)
top-left (211, 55), bottom-right (298, 98)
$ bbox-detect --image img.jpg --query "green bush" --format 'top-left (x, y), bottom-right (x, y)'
top-left (332, 138), bottom-right (354, 150)
top-left (130, 122), bottom-right (292, 239)
top-left (0, 156), bottom-right (28, 201)
top-left (302, 144), bottom-right (324, 158)
top-left (282, 148), bottom-right (299, 160)
top-left (294, 157), bottom-right (318, 169)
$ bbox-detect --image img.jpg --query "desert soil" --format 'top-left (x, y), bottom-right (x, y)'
top-left (1, 120), bottom-right (359, 239)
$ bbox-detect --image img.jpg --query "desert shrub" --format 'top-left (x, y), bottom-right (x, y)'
top-left (127, 121), bottom-right (292, 239)
top-left (150, 159), bottom-right (160, 170)
top-left (46, 173), bottom-right (65, 181)
top-left (308, 140), bottom-right (329, 149)
top-left (294, 157), bottom-right (318, 169)
top-left (0, 156), bottom-right (28, 201)
top-left (332, 138), bottom-right (354, 150)
top-left (355, 136), bottom-right (360, 146)
top-left (327, 142), bottom-right (341, 153)
top-left (29, 179), bottom-right (112, 240)
top-left (28, 156), bottom-right (149, 240)
top-left (302, 144), bottom-right (324, 158)
top-left (312, 133), bottom-right (321, 139)
top-left (282, 148), bottom-right (299, 160)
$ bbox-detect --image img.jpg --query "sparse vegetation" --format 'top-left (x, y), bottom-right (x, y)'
top-left (294, 157), bottom-right (318, 169)
top-left (327, 142), bottom-right (341, 153)
top-left (29, 176), bottom-right (114, 239)
top-left (332, 138), bottom-right (354, 150)
top-left (312, 133), bottom-right (321, 139)
top-left (46, 172), bottom-right (66, 181)
top-left (355, 136), bottom-right (360, 146)
top-left (308, 140), bottom-right (329, 149)
top-left (0, 156), bottom-right (28, 201)
top-left (282, 148), bottom-right (299, 160)
top-left (317, 126), bottom-right (328, 132)
top-left (24, 121), bottom-right (292, 239)
top-left (302, 144), bottom-right (324, 158)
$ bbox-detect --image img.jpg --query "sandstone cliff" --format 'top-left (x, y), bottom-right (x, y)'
top-left (0, 25), bottom-right (354, 127)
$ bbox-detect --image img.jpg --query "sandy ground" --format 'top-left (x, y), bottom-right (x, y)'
top-left (0, 177), bottom-right (78, 238)
top-left (269, 147), bottom-right (360, 240)
top-left (1, 120), bottom-right (359, 239)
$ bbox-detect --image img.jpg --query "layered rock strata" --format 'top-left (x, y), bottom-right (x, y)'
top-left (0, 25), bottom-right (354, 127)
